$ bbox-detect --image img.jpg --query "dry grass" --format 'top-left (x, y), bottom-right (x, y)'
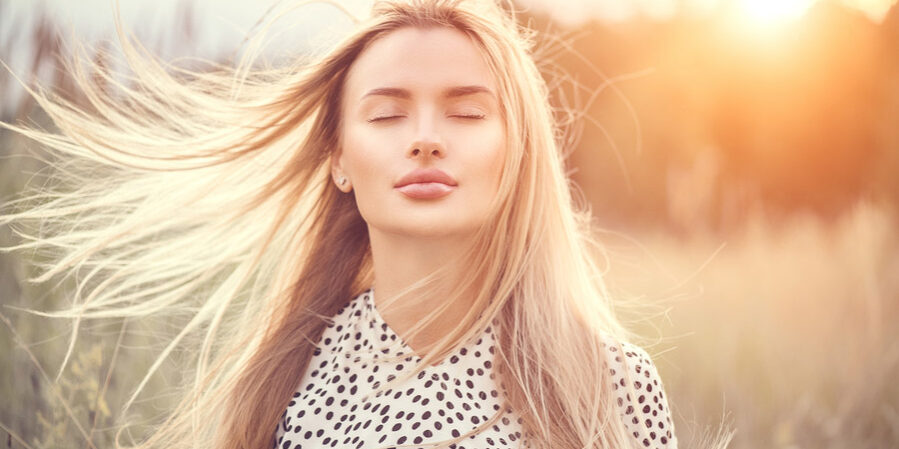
top-left (3, 121), bottom-right (898, 447)
top-left (602, 200), bottom-right (899, 449)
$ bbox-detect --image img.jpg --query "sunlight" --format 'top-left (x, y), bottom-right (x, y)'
top-left (735, 0), bottom-right (818, 26)
top-left (841, 0), bottom-right (899, 21)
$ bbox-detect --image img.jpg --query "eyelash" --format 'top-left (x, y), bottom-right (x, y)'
top-left (367, 114), bottom-right (485, 123)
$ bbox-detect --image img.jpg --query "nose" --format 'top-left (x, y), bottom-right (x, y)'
top-left (408, 141), bottom-right (444, 159)
top-left (406, 111), bottom-right (445, 159)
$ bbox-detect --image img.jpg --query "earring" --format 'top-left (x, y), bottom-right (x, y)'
top-left (338, 176), bottom-right (347, 187)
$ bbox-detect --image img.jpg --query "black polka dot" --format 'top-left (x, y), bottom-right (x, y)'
top-left (272, 289), bottom-right (677, 449)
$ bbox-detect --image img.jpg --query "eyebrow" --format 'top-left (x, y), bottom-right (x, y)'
top-left (361, 85), bottom-right (495, 101)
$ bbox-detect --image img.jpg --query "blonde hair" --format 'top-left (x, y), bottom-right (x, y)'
top-left (1, 1), bottom-right (731, 448)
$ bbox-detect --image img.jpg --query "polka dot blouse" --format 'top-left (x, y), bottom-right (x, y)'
top-left (275, 289), bottom-right (677, 449)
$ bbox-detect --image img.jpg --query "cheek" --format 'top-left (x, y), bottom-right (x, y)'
top-left (339, 127), bottom-right (407, 226)
top-left (341, 127), bottom-right (390, 188)
top-left (479, 125), bottom-right (507, 193)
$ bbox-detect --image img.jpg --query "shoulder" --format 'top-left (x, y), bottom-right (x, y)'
top-left (600, 334), bottom-right (678, 449)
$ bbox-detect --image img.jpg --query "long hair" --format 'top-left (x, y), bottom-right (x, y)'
top-left (1, 1), bottom-right (731, 448)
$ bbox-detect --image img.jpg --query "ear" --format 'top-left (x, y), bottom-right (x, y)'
top-left (330, 148), bottom-right (352, 193)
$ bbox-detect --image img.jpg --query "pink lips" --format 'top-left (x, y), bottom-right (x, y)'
top-left (394, 168), bottom-right (458, 200)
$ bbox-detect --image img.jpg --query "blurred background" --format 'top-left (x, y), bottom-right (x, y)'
top-left (1, 0), bottom-right (897, 448)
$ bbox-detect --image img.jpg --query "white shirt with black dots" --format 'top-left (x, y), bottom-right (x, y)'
top-left (274, 289), bottom-right (677, 449)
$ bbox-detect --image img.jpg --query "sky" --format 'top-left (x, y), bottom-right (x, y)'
top-left (0, 0), bottom-right (896, 117)
top-left (0, 0), bottom-right (370, 116)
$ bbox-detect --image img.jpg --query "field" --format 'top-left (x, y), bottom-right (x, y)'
top-left (602, 200), bottom-right (899, 448)
top-left (2, 1), bottom-right (898, 447)
top-left (2, 125), bottom-right (897, 447)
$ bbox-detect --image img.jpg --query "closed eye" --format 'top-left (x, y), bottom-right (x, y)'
top-left (367, 114), bottom-right (485, 122)
top-left (367, 115), bottom-right (404, 123)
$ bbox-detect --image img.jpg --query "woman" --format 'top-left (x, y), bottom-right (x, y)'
top-left (1, 0), bottom-right (696, 448)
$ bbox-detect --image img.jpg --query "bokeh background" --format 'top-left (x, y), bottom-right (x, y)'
top-left (1, 0), bottom-right (898, 448)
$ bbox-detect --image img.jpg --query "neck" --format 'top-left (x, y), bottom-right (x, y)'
top-left (368, 228), bottom-right (479, 356)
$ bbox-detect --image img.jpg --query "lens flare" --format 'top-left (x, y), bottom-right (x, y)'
top-left (736, 0), bottom-right (818, 25)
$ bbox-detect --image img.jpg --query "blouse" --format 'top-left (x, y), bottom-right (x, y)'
top-left (274, 288), bottom-right (677, 449)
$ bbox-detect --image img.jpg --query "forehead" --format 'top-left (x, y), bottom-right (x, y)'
top-left (343, 26), bottom-right (497, 103)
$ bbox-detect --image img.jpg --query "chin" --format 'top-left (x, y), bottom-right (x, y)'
top-left (379, 219), bottom-right (480, 240)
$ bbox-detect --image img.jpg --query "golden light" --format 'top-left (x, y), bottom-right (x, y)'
top-left (735, 0), bottom-right (818, 26)
top-left (841, 0), bottom-right (899, 21)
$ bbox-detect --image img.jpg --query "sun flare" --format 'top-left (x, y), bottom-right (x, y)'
top-left (736, 0), bottom-right (819, 26)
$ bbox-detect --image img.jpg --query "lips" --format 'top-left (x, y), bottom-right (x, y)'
top-left (394, 168), bottom-right (457, 199)
top-left (394, 168), bottom-right (458, 188)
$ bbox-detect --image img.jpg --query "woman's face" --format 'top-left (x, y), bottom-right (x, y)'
top-left (335, 26), bottom-right (506, 239)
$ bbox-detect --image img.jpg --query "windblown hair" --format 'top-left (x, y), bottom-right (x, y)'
top-left (1, 1), bottom-right (731, 448)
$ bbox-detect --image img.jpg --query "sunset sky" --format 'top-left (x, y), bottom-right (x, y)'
top-left (1, 0), bottom-right (896, 117)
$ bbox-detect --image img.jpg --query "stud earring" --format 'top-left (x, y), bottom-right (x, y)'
top-left (338, 176), bottom-right (347, 186)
